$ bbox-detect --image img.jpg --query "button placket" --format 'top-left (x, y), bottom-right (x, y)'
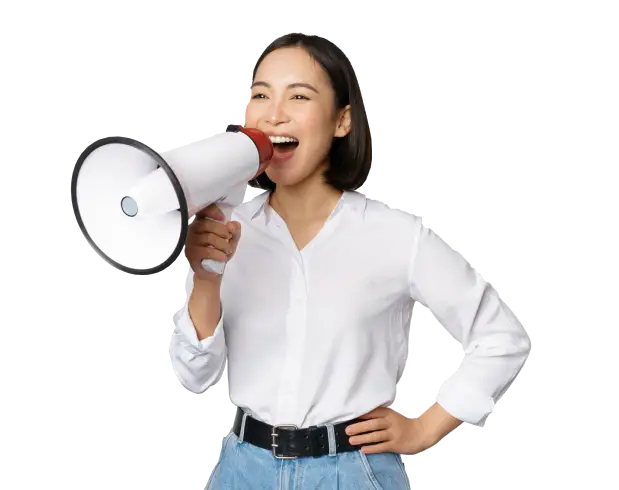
top-left (276, 260), bottom-right (308, 422)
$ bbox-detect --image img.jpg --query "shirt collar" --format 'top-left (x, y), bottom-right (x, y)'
top-left (247, 188), bottom-right (367, 223)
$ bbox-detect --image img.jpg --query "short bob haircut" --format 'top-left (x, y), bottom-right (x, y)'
top-left (247, 33), bottom-right (372, 192)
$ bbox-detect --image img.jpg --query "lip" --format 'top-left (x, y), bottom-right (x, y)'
top-left (270, 149), bottom-right (296, 164)
top-left (262, 130), bottom-right (299, 141)
top-left (262, 130), bottom-right (299, 164)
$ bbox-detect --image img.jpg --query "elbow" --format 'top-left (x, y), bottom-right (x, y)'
top-left (510, 334), bottom-right (531, 376)
top-left (509, 334), bottom-right (532, 368)
top-left (471, 331), bottom-right (531, 360)
top-left (519, 329), bottom-right (532, 360)
top-left (525, 333), bottom-right (532, 356)
top-left (172, 366), bottom-right (212, 394)
top-left (168, 340), bottom-right (227, 394)
top-left (170, 357), bottom-right (226, 394)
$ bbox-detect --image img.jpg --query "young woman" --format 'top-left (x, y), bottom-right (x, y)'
top-left (169, 33), bottom-right (531, 489)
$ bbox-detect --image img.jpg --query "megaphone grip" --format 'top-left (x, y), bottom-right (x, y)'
top-left (200, 202), bottom-right (235, 275)
top-left (201, 257), bottom-right (226, 275)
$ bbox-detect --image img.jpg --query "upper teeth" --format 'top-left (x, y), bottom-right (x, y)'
top-left (269, 136), bottom-right (298, 144)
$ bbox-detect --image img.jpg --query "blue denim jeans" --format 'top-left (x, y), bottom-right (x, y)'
top-left (205, 426), bottom-right (412, 489)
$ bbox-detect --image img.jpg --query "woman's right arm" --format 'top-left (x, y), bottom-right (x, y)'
top-left (189, 275), bottom-right (223, 341)
top-left (168, 203), bottom-right (241, 394)
top-left (168, 268), bottom-right (228, 394)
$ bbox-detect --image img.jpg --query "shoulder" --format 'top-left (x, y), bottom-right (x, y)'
top-left (359, 191), bottom-right (423, 230)
top-left (230, 190), bottom-right (270, 222)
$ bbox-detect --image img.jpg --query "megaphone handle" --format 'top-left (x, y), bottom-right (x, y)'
top-left (200, 202), bottom-right (235, 275)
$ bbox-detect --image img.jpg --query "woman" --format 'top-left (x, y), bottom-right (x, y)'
top-left (169, 33), bottom-right (531, 489)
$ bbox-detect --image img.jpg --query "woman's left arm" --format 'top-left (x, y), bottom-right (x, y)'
top-left (347, 216), bottom-right (532, 455)
top-left (406, 217), bottom-right (532, 433)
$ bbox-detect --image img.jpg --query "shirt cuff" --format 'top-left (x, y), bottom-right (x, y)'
top-left (173, 300), bottom-right (225, 355)
top-left (436, 378), bottom-right (496, 427)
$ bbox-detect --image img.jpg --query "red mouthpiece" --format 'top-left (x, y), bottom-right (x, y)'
top-left (238, 126), bottom-right (274, 180)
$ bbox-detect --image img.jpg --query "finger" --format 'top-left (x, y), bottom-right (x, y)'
top-left (228, 226), bottom-right (241, 256)
top-left (193, 220), bottom-right (232, 240)
top-left (358, 407), bottom-right (388, 419)
top-left (349, 429), bottom-right (391, 447)
top-left (226, 222), bottom-right (241, 253)
top-left (190, 233), bottom-right (233, 255)
top-left (346, 418), bottom-right (389, 436)
top-left (360, 442), bottom-right (394, 455)
top-left (191, 246), bottom-right (228, 264)
top-left (196, 204), bottom-right (225, 221)
top-left (227, 221), bottom-right (241, 241)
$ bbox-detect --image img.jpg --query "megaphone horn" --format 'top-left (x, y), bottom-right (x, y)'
top-left (71, 124), bottom-right (273, 276)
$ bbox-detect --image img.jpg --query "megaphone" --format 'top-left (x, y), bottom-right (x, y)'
top-left (71, 124), bottom-right (273, 275)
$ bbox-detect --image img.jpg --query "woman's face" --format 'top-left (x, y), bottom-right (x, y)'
top-left (245, 46), bottom-right (350, 187)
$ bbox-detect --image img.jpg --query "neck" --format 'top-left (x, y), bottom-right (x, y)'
top-left (269, 165), bottom-right (343, 222)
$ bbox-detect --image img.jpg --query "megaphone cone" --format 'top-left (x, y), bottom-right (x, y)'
top-left (71, 125), bottom-right (273, 275)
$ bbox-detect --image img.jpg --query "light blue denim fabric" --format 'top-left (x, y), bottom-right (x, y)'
top-left (205, 426), bottom-right (412, 489)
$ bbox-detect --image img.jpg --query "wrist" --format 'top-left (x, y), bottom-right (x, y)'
top-left (417, 415), bottom-right (440, 448)
top-left (193, 273), bottom-right (222, 291)
top-left (417, 402), bottom-right (463, 445)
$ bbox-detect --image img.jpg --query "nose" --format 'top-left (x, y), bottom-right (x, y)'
top-left (264, 98), bottom-right (290, 126)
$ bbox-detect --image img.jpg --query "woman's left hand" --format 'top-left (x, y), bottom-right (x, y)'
top-left (345, 407), bottom-right (435, 455)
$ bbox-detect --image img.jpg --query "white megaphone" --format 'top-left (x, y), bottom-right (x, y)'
top-left (71, 124), bottom-right (274, 275)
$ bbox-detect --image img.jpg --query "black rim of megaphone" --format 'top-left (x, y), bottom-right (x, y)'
top-left (71, 136), bottom-right (189, 275)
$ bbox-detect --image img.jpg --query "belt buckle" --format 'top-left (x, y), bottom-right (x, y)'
top-left (271, 424), bottom-right (298, 459)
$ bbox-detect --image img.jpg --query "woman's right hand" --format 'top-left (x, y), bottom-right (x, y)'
top-left (185, 203), bottom-right (242, 282)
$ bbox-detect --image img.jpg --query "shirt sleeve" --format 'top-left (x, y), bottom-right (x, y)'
top-left (408, 217), bottom-right (532, 427)
top-left (168, 267), bottom-right (227, 394)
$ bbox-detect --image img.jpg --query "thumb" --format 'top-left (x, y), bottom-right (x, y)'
top-left (227, 221), bottom-right (241, 238)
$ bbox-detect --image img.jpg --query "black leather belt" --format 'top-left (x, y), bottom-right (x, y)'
top-left (231, 406), bottom-right (373, 459)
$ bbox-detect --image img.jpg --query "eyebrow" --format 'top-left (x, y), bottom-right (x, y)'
top-left (250, 81), bottom-right (319, 94)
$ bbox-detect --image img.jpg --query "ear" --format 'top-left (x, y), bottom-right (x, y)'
top-left (334, 104), bottom-right (351, 138)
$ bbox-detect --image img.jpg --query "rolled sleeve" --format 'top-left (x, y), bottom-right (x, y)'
top-left (408, 217), bottom-right (532, 427)
top-left (173, 299), bottom-right (226, 354)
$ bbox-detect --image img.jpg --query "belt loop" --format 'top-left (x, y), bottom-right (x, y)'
top-left (238, 409), bottom-right (249, 444)
top-left (319, 423), bottom-right (337, 456)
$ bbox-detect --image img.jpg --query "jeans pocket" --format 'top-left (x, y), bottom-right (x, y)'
top-left (205, 431), bottom-right (235, 489)
top-left (393, 453), bottom-right (411, 490)
top-left (358, 450), bottom-right (413, 490)
top-left (357, 450), bottom-right (385, 490)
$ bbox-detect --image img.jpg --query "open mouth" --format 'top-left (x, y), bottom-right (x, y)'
top-left (269, 135), bottom-right (299, 153)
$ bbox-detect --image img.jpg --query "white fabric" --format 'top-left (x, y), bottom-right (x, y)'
top-left (169, 190), bottom-right (531, 429)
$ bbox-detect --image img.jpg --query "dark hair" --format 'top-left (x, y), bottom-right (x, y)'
top-left (247, 33), bottom-right (372, 192)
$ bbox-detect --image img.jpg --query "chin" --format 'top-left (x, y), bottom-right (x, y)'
top-left (265, 167), bottom-right (308, 187)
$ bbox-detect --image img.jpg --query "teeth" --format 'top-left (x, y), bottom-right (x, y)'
top-left (269, 136), bottom-right (298, 144)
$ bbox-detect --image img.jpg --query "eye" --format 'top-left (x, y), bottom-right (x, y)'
top-left (252, 93), bottom-right (266, 99)
top-left (293, 94), bottom-right (309, 100)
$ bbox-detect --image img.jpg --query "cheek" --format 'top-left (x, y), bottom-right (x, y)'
top-left (298, 110), bottom-right (333, 146)
top-left (244, 105), bottom-right (257, 126)
top-left (298, 107), bottom-right (326, 128)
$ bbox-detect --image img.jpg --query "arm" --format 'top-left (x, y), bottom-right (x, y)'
top-left (189, 274), bottom-right (223, 341)
top-left (168, 267), bottom-right (228, 394)
top-left (418, 402), bottom-right (463, 446)
top-left (409, 217), bottom-right (532, 437)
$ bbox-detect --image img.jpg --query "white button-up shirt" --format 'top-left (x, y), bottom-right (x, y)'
top-left (169, 189), bottom-right (531, 429)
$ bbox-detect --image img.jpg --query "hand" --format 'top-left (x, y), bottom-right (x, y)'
top-left (345, 407), bottom-right (436, 455)
top-left (185, 203), bottom-right (242, 281)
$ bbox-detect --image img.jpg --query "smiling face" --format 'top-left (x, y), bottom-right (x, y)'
top-left (245, 46), bottom-right (351, 187)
